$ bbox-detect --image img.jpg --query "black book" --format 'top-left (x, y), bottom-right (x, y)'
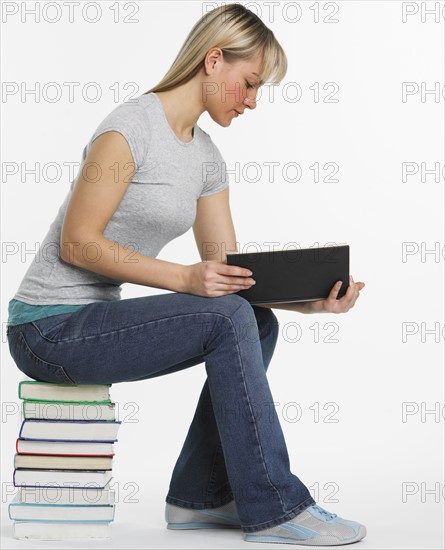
top-left (226, 244), bottom-right (350, 305)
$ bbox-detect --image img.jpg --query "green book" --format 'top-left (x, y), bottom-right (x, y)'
top-left (18, 380), bottom-right (112, 403)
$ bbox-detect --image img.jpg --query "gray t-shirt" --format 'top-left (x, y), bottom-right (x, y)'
top-left (12, 92), bottom-right (229, 305)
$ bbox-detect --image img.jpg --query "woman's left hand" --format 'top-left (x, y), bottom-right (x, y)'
top-left (305, 275), bottom-right (365, 314)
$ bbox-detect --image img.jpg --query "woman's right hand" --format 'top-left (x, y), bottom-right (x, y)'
top-left (182, 259), bottom-right (256, 298)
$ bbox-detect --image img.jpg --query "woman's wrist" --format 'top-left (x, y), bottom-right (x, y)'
top-left (178, 265), bottom-right (190, 293)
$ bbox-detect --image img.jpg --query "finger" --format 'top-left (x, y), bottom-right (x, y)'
top-left (351, 276), bottom-right (365, 291)
top-left (215, 277), bottom-right (255, 288)
top-left (328, 280), bottom-right (344, 301)
top-left (207, 261), bottom-right (252, 280)
top-left (345, 278), bottom-right (358, 303)
top-left (209, 270), bottom-right (255, 285)
top-left (334, 279), bottom-right (355, 310)
top-left (334, 277), bottom-right (361, 312)
top-left (219, 264), bottom-right (253, 278)
top-left (346, 278), bottom-right (357, 297)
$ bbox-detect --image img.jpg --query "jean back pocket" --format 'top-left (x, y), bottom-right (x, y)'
top-left (15, 330), bottom-right (76, 385)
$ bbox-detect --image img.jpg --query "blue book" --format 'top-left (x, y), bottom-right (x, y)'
top-left (18, 419), bottom-right (121, 442)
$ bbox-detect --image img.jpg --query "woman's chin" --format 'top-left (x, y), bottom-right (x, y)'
top-left (210, 112), bottom-right (236, 127)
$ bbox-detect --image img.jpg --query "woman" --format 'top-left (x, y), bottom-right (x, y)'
top-left (7, 3), bottom-right (366, 545)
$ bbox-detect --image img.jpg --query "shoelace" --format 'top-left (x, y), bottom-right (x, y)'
top-left (311, 504), bottom-right (338, 521)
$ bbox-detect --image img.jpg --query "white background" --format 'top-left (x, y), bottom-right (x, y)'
top-left (1, 1), bottom-right (444, 548)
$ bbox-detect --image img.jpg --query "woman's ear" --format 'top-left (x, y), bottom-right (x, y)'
top-left (204, 47), bottom-right (223, 76)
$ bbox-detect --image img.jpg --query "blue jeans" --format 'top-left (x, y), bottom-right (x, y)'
top-left (7, 292), bottom-right (315, 532)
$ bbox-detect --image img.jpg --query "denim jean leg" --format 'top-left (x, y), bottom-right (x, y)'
top-left (165, 305), bottom-right (280, 509)
top-left (174, 298), bottom-right (315, 532)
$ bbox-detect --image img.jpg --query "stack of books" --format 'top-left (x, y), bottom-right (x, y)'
top-left (9, 379), bottom-right (122, 540)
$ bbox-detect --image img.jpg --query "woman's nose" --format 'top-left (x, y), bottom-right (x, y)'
top-left (244, 95), bottom-right (257, 110)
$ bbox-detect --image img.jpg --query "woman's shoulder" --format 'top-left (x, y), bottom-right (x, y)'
top-left (196, 128), bottom-right (225, 160)
top-left (195, 124), bottom-right (211, 143)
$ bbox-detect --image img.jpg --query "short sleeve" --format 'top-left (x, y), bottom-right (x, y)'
top-left (199, 141), bottom-right (229, 198)
top-left (89, 102), bottom-right (149, 170)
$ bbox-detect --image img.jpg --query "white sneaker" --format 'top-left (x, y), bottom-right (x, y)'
top-left (244, 504), bottom-right (367, 546)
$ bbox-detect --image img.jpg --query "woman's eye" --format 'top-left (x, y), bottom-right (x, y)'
top-left (245, 82), bottom-right (254, 89)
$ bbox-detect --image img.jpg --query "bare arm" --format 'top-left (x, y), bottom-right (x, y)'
top-left (60, 131), bottom-right (188, 293)
top-left (192, 186), bottom-right (237, 262)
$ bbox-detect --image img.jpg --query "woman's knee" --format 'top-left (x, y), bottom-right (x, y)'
top-left (225, 299), bottom-right (280, 349)
top-left (204, 295), bottom-right (257, 342)
top-left (216, 297), bottom-right (279, 340)
top-left (211, 294), bottom-right (256, 319)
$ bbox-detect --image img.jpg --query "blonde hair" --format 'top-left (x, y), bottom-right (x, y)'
top-left (143, 3), bottom-right (287, 95)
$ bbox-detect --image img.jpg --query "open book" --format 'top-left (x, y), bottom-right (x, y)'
top-left (226, 244), bottom-right (350, 305)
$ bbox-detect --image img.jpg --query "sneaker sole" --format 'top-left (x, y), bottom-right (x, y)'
top-left (244, 524), bottom-right (367, 546)
top-left (167, 521), bottom-right (241, 530)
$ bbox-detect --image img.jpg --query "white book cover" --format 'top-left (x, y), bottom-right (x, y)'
top-left (22, 401), bottom-right (116, 421)
top-left (9, 492), bottom-right (115, 521)
top-left (13, 521), bottom-right (111, 540)
top-left (17, 438), bottom-right (115, 455)
top-left (14, 453), bottom-right (113, 470)
top-left (18, 378), bottom-right (112, 402)
top-left (13, 469), bottom-right (113, 489)
top-left (19, 419), bottom-right (121, 441)
top-left (18, 484), bottom-right (115, 505)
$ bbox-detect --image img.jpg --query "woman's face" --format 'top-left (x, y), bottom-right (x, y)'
top-left (203, 51), bottom-right (263, 127)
